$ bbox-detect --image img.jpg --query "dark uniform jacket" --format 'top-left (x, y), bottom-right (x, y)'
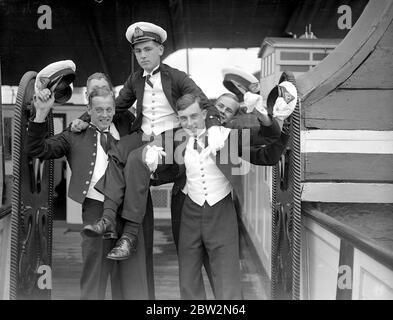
top-left (115, 63), bottom-right (221, 131)
top-left (225, 111), bottom-right (290, 166)
top-left (25, 112), bottom-right (134, 204)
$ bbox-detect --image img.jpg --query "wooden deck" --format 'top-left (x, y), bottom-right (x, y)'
top-left (51, 219), bottom-right (270, 300)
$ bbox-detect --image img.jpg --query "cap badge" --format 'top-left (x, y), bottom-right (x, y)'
top-left (134, 26), bottom-right (144, 38)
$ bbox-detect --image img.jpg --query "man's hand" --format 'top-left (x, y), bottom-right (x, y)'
top-left (33, 89), bottom-right (55, 123)
top-left (144, 145), bottom-right (167, 173)
top-left (243, 92), bottom-right (267, 116)
top-left (207, 126), bottom-right (226, 156)
top-left (203, 126), bottom-right (232, 160)
top-left (273, 97), bottom-right (295, 121)
top-left (274, 81), bottom-right (297, 121)
top-left (71, 119), bottom-right (89, 132)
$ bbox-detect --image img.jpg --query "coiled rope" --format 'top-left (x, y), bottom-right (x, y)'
top-left (291, 97), bottom-right (302, 300)
top-left (10, 71), bottom-right (37, 299)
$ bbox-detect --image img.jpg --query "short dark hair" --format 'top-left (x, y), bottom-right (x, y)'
top-left (88, 87), bottom-right (115, 107)
top-left (86, 72), bottom-right (114, 92)
top-left (176, 93), bottom-right (209, 112)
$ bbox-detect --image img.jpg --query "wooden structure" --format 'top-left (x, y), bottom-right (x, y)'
top-left (258, 37), bottom-right (340, 101)
top-left (298, 0), bottom-right (393, 299)
top-left (1, 0), bottom-right (392, 300)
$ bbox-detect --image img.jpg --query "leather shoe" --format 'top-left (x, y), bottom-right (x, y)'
top-left (107, 235), bottom-right (138, 260)
top-left (82, 218), bottom-right (117, 239)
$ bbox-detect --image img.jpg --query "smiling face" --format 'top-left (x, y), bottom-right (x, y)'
top-left (178, 100), bottom-right (207, 137)
top-left (215, 95), bottom-right (240, 124)
top-left (87, 90), bottom-right (115, 131)
top-left (133, 40), bottom-right (163, 73)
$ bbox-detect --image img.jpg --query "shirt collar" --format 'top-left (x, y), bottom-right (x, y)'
top-left (143, 64), bottom-right (160, 77)
top-left (184, 127), bottom-right (207, 139)
top-left (90, 123), bottom-right (120, 140)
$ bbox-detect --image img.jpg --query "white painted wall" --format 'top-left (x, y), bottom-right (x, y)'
top-left (241, 163), bottom-right (272, 277)
top-left (0, 214), bottom-right (11, 300)
top-left (352, 249), bottom-right (393, 300)
top-left (301, 216), bottom-right (393, 300)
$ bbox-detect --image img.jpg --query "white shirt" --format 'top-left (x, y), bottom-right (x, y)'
top-left (141, 66), bottom-right (180, 136)
top-left (86, 123), bottom-right (120, 201)
top-left (184, 129), bottom-right (232, 207)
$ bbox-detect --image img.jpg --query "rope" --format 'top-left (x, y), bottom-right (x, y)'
top-left (10, 71), bottom-right (37, 299)
top-left (270, 71), bottom-right (302, 300)
top-left (291, 98), bottom-right (302, 300)
top-left (46, 111), bottom-right (54, 300)
top-left (271, 163), bottom-right (278, 299)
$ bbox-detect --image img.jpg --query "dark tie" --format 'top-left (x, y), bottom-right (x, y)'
top-left (99, 131), bottom-right (113, 154)
top-left (193, 134), bottom-right (208, 153)
top-left (193, 138), bottom-right (199, 151)
top-left (145, 67), bottom-right (160, 88)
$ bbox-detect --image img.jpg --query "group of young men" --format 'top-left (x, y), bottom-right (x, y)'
top-left (26, 21), bottom-right (297, 300)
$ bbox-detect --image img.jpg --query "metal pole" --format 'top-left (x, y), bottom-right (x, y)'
top-left (186, 47), bottom-right (190, 75)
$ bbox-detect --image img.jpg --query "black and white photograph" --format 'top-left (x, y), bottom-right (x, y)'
top-left (0, 0), bottom-right (392, 306)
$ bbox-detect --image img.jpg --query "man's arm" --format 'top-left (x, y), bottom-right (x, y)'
top-left (231, 114), bottom-right (281, 148)
top-left (115, 74), bottom-right (138, 114)
top-left (26, 93), bottom-right (71, 159)
top-left (150, 164), bottom-right (185, 187)
top-left (255, 116), bottom-right (281, 145)
top-left (26, 122), bottom-right (71, 160)
top-left (72, 74), bottom-right (137, 129)
top-left (248, 131), bottom-right (290, 166)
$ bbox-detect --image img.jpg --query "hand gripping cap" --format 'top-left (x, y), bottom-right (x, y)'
top-left (35, 60), bottom-right (76, 104)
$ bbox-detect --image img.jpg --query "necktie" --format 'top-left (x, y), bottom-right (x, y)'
top-left (145, 67), bottom-right (160, 88)
top-left (193, 134), bottom-right (208, 153)
top-left (99, 130), bottom-right (113, 154)
top-left (193, 138), bottom-right (199, 151)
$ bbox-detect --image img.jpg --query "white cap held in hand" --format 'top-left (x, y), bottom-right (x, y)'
top-left (273, 81), bottom-right (297, 120)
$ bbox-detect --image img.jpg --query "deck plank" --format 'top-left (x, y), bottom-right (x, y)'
top-left (52, 219), bottom-right (269, 300)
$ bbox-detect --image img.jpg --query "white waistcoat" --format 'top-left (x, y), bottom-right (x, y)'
top-left (141, 71), bottom-right (180, 136)
top-left (184, 134), bottom-right (232, 207)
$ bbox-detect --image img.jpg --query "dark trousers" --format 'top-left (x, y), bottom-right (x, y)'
top-left (171, 189), bottom-right (216, 295)
top-left (97, 131), bottom-right (164, 300)
top-left (109, 216), bottom-right (149, 300)
top-left (170, 188), bottom-right (184, 251)
top-left (96, 129), bottom-right (183, 299)
top-left (81, 198), bottom-right (150, 300)
top-left (141, 192), bottom-right (155, 300)
top-left (118, 131), bottom-right (178, 224)
top-left (178, 194), bottom-right (242, 300)
top-left (80, 198), bottom-right (114, 300)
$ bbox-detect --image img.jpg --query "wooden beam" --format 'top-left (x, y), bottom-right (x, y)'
top-left (302, 182), bottom-right (393, 203)
top-left (304, 89), bottom-right (393, 130)
top-left (298, 0), bottom-right (393, 106)
top-left (340, 46), bottom-right (393, 89)
top-left (304, 153), bottom-right (393, 182)
top-left (301, 130), bottom-right (393, 154)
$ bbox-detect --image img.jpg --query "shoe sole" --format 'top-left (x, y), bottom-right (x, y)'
top-left (106, 255), bottom-right (130, 261)
top-left (103, 233), bottom-right (118, 240)
top-left (81, 229), bottom-right (101, 238)
top-left (82, 229), bottom-right (118, 239)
